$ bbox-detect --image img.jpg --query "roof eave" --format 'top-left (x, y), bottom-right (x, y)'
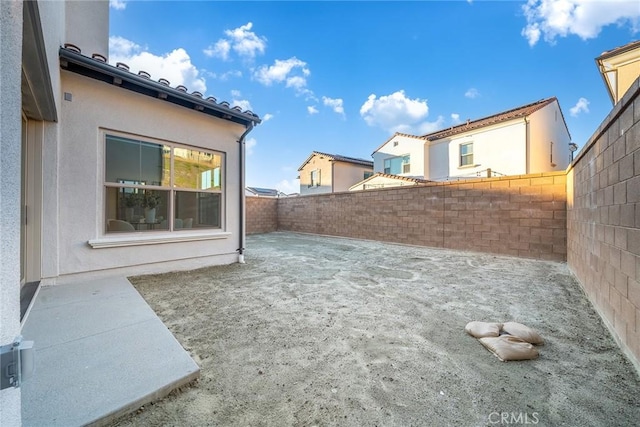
top-left (59, 47), bottom-right (261, 127)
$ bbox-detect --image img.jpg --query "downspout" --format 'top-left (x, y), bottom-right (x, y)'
top-left (524, 117), bottom-right (530, 174)
top-left (237, 122), bottom-right (254, 264)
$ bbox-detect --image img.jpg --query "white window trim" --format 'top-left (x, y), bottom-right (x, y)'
top-left (88, 231), bottom-right (231, 249)
top-left (459, 142), bottom-right (474, 168)
top-left (101, 129), bottom-right (226, 236)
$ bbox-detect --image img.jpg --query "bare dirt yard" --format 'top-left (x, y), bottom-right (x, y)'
top-left (115, 232), bottom-right (640, 426)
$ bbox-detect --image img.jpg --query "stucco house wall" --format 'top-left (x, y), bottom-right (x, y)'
top-left (299, 155), bottom-right (333, 195)
top-left (46, 70), bottom-right (247, 282)
top-left (65, 0), bottom-right (108, 59)
top-left (372, 133), bottom-right (425, 177)
top-left (443, 121), bottom-right (527, 180)
top-left (1, 1), bottom-right (24, 424)
top-left (528, 100), bottom-right (571, 173)
top-left (333, 162), bottom-right (372, 192)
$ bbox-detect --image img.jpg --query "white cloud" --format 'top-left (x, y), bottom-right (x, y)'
top-left (277, 178), bottom-right (300, 195)
top-left (416, 116), bottom-right (446, 135)
top-left (465, 88), bottom-right (480, 99)
top-left (570, 97), bottom-right (590, 116)
top-left (204, 22), bottom-right (267, 61)
top-left (231, 89), bottom-right (242, 98)
top-left (109, 0), bottom-right (126, 10)
top-left (522, 0), bottom-right (640, 47)
top-left (359, 90), bottom-right (432, 134)
top-left (253, 57), bottom-right (312, 96)
top-left (322, 96), bottom-right (345, 117)
top-left (203, 39), bottom-right (231, 61)
top-left (245, 137), bottom-right (257, 156)
top-left (451, 113), bottom-right (462, 124)
top-left (232, 99), bottom-right (252, 112)
top-left (109, 36), bottom-right (206, 93)
top-left (262, 113), bottom-right (274, 122)
top-left (307, 106), bottom-right (319, 115)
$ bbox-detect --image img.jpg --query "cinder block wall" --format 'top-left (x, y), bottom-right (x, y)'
top-left (277, 173), bottom-right (567, 261)
top-left (567, 78), bottom-right (640, 368)
top-left (246, 196), bottom-right (278, 234)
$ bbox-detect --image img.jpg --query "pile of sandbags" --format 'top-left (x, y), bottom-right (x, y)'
top-left (465, 321), bottom-right (544, 362)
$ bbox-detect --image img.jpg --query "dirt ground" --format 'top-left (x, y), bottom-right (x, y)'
top-left (114, 232), bottom-right (640, 427)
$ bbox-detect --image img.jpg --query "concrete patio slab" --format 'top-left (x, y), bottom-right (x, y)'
top-left (20, 276), bottom-right (199, 426)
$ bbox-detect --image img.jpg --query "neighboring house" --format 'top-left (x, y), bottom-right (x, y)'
top-left (372, 97), bottom-right (572, 182)
top-left (1, 3), bottom-right (259, 421)
top-left (245, 187), bottom-right (287, 197)
top-left (349, 173), bottom-right (429, 191)
top-left (596, 40), bottom-right (640, 105)
top-left (371, 133), bottom-right (426, 179)
top-left (298, 151), bottom-right (373, 195)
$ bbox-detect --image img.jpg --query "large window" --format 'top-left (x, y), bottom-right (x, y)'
top-left (104, 134), bottom-right (223, 233)
top-left (460, 142), bottom-right (473, 167)
top-left (384, 155), bottom-right (410, 174)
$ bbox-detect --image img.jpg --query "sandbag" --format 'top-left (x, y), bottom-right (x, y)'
top-left (502, 322), bottom-right (544, 345)
top-left (465, 321), bottom-right (503, 338)
top-left (478, 335), bottom-right (539, 362)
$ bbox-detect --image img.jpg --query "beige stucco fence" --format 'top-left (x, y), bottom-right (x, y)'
top-left (246, 77), bottom-right (640, 370)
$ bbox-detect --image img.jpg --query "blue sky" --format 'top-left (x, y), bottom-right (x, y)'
top-left (108, 0), bottom-right (640, 194)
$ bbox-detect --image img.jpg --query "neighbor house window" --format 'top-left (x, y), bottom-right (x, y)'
top-left (384, 155), bottom-right (410, 174)
top-left (309, 169), bottom-right (321, 187)
top-left (460, 143), bottom-right (473, 167)
top-left (104, 134), bottom-right (223, 233)
top-left (364, 171), bottom-right (373, 180)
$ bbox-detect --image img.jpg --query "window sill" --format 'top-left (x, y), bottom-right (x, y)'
top-left (457, 164), bottom-right (478, 170)
top-left (88, 231), bottom-right (232, 249)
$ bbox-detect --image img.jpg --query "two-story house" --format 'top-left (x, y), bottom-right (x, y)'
top-left (370, 97), bottom-right (572, 183)
top-left (298, 151), bottom-right (374, 195)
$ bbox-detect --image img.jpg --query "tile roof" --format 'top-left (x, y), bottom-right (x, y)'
top-left (423, 97), bottom-right (557, 141)
top-left (349, 172), bottom-right (430, 191)
top-left (246, 187), bottom-right (281, 197)
top-left (298, 151), bottom-right (373, 171)
top-left (59, 45), bottom-right (260, 126)
top-left (596, 40), bottom-right (640, 61)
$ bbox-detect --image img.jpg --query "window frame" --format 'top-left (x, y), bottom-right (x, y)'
top-left (102, 131), bottom-right (225, 234)
top-left (459, 142), bottom-right (474, 167)
top-left (309, 169), bottom-right (321, 187)
top-left (384, 155), bottom-right (410, 175)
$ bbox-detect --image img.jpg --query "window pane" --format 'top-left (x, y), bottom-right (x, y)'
top-left (105, 187), bottom-right (169, 232)
top-left (175, 191), bottom-right (221, 229)
top-left (174, 148), bottom-right (222, 190)
top-left (105, 135), bottom-right (169, 186)
top-left (461, 143), bottom-right (473, 155)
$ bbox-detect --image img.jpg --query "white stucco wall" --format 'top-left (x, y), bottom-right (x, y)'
top-left (528, 101), bottom-right (571, 172)
top-left (1, 1), bottom-right (23, 424)
top-left (373, 134), bottom-right (425, 178)
top-left (427, 140), bottom-right (449, 181)
top-left (333, 162), bottom-right (373, 192)
top-left (65, 0), bottom-right (109, 60)
top-left (46, 71), bottom-right (247, 283)
top-left (442, 120), bottom-right (528, 180)
top-left (39, 0), bottom-right (65, 117)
